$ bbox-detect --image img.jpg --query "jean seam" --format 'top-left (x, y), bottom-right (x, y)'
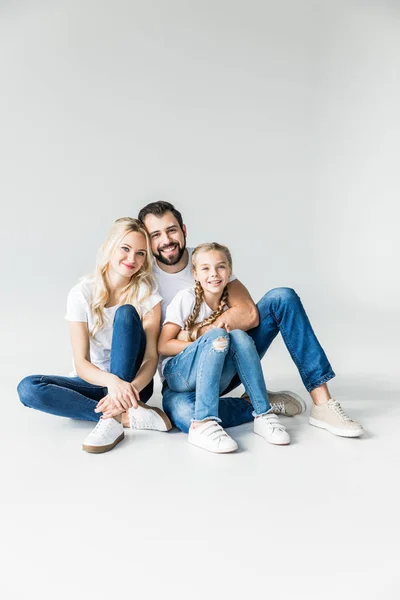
top-left (229, 345), bottom-right (262, 414)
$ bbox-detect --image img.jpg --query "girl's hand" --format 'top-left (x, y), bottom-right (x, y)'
top-left (213, 321), bottom-right (231, 332)
top-left (177, 329), bottom-right (191, 342)
top-left (104, 375), bottom-right (140, 410)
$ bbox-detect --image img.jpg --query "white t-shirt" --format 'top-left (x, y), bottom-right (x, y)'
top-left (159, 286), bottom-right (228, 378)
top-left (65, 278), bottom-right (162, 376)
top-left (152, 247), bottom-right (236, 322)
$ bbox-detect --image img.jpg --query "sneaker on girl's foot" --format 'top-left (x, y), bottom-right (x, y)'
top-left (309, 399), bottom-right (364, 438)
top-left (241, 390), bottom-right (306, 416)
top-left (128, 400), bottom-right (172, 431)
top-left (188, 420), bottom-right (238, 453)
top-left (253, 413), bottom-right (291, 445)
top-left (82, 418), bottom-right (124, 453)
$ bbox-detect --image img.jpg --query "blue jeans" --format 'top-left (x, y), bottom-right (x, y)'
top-left (162, 287), bottom-right (336, 433)
top-left (17, 305), bottom-right (153, 421)
top-left (164, 328), bottom-right (270, 423)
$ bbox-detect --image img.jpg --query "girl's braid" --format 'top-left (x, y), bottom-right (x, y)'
top-left (186, 285), bottom-right (229, 341)
top-left (184, 281), bottom-right (205, 340)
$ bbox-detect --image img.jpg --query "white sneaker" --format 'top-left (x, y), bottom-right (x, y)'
top-left (188, 420), bottom-right (238, 453)
top-left (309, 399), bottom-right (364, 438)
top-left (254, 413), bottom-right (291, 445)
top-left (82, 418), bottom-right (124, 453)
top-left (129, 400), bottom-right (172, 432)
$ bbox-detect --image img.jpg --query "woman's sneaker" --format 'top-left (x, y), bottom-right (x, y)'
top-left (82, 418), bottom-right (124, 453)
top-left (309, 399), bottom-right (364, 438)
top-left (128, 400), bottom-right (172, 431)
top-left (253, 413), bottom-right (291, 445)
top-left (188, 420), bottom-right (238, 453)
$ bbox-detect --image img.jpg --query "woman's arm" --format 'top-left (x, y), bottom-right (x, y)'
top-left (130, 302), bottom-right (162, 393)
top-left (69, 321), bottom-right (138, 409)
top-left (158, 322), bottom-right (193, 356)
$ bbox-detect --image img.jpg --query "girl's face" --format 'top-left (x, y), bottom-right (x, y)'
top-left (109, 231), bottom-right (148, 279)
top-left (193, 250), bottom-right (231, 296)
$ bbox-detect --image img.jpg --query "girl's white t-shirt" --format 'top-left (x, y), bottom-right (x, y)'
top-left (159, 286), bottom-right (228, 378)
top-left (65, 278), bottom-right (162, 376)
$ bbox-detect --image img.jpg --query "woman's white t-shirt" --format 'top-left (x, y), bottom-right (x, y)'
top-left (65, 278), bottom-right (162, 376)
top-left (159, 286), bottom-right (228, 378)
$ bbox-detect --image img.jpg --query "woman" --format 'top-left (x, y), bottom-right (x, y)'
top-left (158, 242), bottom-right (290, 453)
top-left (17, 217), bottom-right (172, 453)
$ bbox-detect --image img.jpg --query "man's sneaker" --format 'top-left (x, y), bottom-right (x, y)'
top-left (242, 390), bottom-right (306, 416)
top-left (188, 420), bottom-right (238, 453)
top-left (309, 399), bottom-right (364, 438)
top-left (82, 418), bottom-right (124, 453)
top-left (129, 400), bottom-right (172, 431)
top-left (253, 413), bottom-right (291, 445)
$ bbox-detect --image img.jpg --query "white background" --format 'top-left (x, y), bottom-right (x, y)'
top-left (1, 2), bottom-right (399, 599)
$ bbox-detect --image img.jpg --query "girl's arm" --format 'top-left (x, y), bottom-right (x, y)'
top-left (158, 322), bottom-right (193, 356)
top-left (69, 321), bottom-right (138, 408)
top-left (130, 302), bottom-right (162, 393)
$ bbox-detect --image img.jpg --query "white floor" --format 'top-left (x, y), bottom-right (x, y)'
top-left (2, 373), bottom-right (400, 600)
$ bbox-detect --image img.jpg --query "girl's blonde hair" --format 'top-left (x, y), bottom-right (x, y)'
top-left (89, 217), bottom-right (155, 338)
top-left (184, 242), bottom-right (232, 341)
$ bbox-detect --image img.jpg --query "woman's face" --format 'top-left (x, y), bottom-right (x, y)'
top-left (193, 250), bottom-right (231, 296)
top-left (109, 231), bottom-right (148, 279)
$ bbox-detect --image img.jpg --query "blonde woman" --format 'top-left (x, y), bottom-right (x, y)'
top-left (18, 217), bottom-right (172, 453)
top-left (158, 242), bottom-right (290, 454)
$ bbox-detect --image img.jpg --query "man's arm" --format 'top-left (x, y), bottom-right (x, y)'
top-left (199, 279), bottom-right (259, 335)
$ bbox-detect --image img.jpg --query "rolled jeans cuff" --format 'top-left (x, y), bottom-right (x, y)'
top-left (191, 416), bottom-right (221, 424)
top-left (306, 370), bottom-right (336, 393)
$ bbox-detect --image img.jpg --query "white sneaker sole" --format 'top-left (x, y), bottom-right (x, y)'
top-left (82, 432), bottom-right (125, 454)
top-left (188, 438), bottom-right (238, 454)
top-left (130, 400), bottom-right (173, 431)
top-left (253, 430), bottom-right (291, 445)
top-left (309, 417), bottom-right (364, 438)
top-left (270, 390), bottom-right (307, 414)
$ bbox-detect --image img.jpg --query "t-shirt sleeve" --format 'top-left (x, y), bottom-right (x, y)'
top-left (65, 284), bottom-right (88, 322)
top-left (163, 289), bottom-right (195, 329)
top-left (141, 290), bottom-right (163, 316)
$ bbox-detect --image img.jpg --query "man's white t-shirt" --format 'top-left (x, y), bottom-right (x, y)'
top-left (152, 247), bottom-right (236, 322)
top-left (65, 278), bottom-right (162, 376)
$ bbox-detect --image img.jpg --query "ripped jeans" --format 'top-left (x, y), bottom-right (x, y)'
top-left (163, 328), bottom-right (271, 423)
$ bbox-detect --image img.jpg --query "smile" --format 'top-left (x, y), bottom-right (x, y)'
top-left (161, 244), bottom-right (178, 254)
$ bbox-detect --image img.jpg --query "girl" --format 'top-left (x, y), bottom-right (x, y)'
top-left (158, 242), bottom-right (290, 453)
top-left (18, 217), bottom-right (172, 453)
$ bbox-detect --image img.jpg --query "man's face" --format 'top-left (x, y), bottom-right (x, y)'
top-left (142, 211), bottom-right (187, 266)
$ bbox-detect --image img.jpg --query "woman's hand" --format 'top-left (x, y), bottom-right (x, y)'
top-left (99, 375), bottom-right (140, 412)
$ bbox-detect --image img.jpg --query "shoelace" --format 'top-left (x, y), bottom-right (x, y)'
top-left (199, 421), bottom-right (230, 442)
top-left (328, 400), bottom-right (352, 422)
top-left (270, 401), bottom-right (285, 414)
top-left (258, 413), bottom-right (287, 431)
top-left (92, 418), bottom-right (114, 439)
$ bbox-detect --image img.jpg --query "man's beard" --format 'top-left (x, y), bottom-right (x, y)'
top-left (155, 240), bottom-right (186, 266)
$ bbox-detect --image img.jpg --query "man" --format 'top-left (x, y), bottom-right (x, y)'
top-left (138, 201), bottom-right (364, 439)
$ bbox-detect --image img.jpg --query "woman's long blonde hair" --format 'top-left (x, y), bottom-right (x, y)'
top-left (184, 242), bottom-right (232, 341)
top-left (89, 217), bottom-right (155, 338)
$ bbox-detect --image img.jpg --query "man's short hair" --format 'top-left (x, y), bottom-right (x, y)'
top-left (138, 201), bottom-right (184, 231)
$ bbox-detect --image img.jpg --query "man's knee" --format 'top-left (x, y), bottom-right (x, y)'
top-left (258, 287), bottom-right (299, 313)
